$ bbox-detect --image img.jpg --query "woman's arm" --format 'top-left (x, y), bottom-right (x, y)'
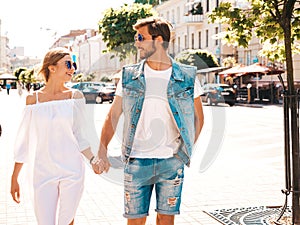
top-left (10, 162), bottom-right (23, 203)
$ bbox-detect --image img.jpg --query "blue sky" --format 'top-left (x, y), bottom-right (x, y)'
top-left (0, 0), bottom-right (133, 57)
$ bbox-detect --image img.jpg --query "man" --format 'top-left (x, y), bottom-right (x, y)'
top-left (97, 17), bottom-right (204, 225)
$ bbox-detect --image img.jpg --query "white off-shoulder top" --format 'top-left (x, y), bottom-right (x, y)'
top-left (14, 96), bottom-right (91, 179)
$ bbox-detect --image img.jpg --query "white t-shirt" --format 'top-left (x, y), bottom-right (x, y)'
top-left (116, 63), bottom-right (202, 158)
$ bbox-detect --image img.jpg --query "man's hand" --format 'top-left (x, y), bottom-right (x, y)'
top-left (92, 155), bottom-right (111, 174)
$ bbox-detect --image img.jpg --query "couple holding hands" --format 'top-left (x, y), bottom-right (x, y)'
top-left (10, 16), bottom-right (204, 225)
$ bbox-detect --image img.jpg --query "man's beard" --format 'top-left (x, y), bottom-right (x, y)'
top-left (139, 42), bottom-right (156, 60)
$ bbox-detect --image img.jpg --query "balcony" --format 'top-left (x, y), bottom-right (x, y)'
top-left (183, 14), bottom-right (204, 23)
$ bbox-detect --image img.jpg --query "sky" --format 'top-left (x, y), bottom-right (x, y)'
top-left (0, 0), bottom-right (133, 58)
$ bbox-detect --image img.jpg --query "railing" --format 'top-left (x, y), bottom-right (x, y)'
top-left (183, 14), bottom-right (204, 23)
top-left (276, 74), bottom-right (300, 224)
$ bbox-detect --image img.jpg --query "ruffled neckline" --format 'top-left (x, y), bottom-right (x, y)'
top-left (25, 98), bottom-right (85, 108)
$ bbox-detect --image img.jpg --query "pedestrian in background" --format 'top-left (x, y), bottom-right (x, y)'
top-left (6, 82), bottom-right (11, 95)
top-left (96, 17), bottom-right (204, 225)
top-left (10, 47), bottom-right (103, 225)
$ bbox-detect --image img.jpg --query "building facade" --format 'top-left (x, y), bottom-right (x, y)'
top-left (155, 0), bottom-right (300, 82)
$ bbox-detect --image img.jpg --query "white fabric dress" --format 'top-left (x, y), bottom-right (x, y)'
top-left (14, 93), bottom-right (90, 225)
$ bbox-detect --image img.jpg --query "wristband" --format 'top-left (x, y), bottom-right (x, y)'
top-left (90, 156), bottom-right (95, 164)
top-left (90, 156), bottom-right (101, 165)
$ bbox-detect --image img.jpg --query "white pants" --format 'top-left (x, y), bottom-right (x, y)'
top-left (34, 178), bottom-right (84, 225)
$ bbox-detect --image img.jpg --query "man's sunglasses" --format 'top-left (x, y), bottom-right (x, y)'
top-left (134, 33), bottom-right (157, 42)
top-left (65, 61), bottom-right (77, 70)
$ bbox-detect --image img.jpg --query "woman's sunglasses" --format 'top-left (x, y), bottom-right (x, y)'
top-left (65, 61), bottom-right (77, 70)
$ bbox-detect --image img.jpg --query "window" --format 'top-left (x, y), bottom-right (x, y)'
top-left (171, 9), bottom-right (175, 24)
top-left (177, 7), bottom-right (180, 23)
top-left (178, 37), bottom-right (181, 52)
top-left (191, 2), bottom-right (203, 15)
top-left (198, 31), bottom-right (202, 49)
top-left (172, 40), bottom-right (175, 57)
top-left (246, 50), bottom-right (251, 65)
top-left (206, 0), bottom-right (209, 12)
top-left (191, 33), bottom-right (195, 49)
top-left (215, 27), bottom-right (219, 46)
top-left (205, 29), bottom-right (209, 47)
top-left (216, 0), bottom-right (219, 7)
top-left (185, 35), bottom-right (188, 49)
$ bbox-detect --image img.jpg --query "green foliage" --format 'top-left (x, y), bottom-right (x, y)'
top-left (72, 73), bottom-right (84, 82)
top-left (99, 3), bottom-right (157, 61)
top-left (208, 0), bottom-right (300, 62)
top-left (222, 56), bottom-right (237, 68)
top-left (14, 67), bottom-right (37, 89)
top-left (18, 69), bottom-right (37, 85)
top-left (100, 76), bottom-right (112, 82)
top-left (175, 49), bottom-right (219, 70)
top-left (134, 0), bottom-right (160, 6)
top-left (13, 67), bottom-right (27, 80)
top-left (72, 73), bottom-right (95, 82)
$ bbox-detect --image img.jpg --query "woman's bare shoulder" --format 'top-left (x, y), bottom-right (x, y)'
top-left (71, 89), bottom-right (84, 99)
top-left (26, 93), bottom-right (37, 105)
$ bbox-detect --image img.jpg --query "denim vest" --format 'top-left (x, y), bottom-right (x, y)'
top-left (121, 58), bottom-right (196, 166)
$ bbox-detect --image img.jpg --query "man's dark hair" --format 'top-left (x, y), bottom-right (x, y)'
top-left (133, 17), bottom-right (172, 49)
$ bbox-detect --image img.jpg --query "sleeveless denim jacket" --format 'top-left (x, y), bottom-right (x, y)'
top-left (121, 57), bottom-right (196, 166)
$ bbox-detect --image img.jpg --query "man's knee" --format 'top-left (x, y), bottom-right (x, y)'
top-left (127, 217), bottom-right (147, 225)
top-left (157, 214), bottom-right (175, 225)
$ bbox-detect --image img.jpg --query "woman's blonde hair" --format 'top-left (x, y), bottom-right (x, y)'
top-left (39, 47), bottom-right (71, 82)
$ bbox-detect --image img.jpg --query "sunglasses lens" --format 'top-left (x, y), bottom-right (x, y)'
top-left (73, 62), bottom-right (77, 70)
top-left (138, 34), bottom-right (143, 42)
top-left (65, 61), bottom-right (77, 70)
top-left (134, 34), bottom-right (144, 42)
top-left (65, 61), bottom-right (72, 69)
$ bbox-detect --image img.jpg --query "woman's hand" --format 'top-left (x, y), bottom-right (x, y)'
top-left (10, 177), bottom-right (21, 203)
top-left (10, 163), bottom-right (23, 203)
top-left (92, 154), bottom-right (111, 174)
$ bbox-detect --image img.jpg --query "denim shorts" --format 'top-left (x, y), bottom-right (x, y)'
top-left (123, 156), bottom-right (185, 219)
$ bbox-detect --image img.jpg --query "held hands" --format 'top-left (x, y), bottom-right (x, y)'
top-left (91, 155), bottom-right (111, 174)
top-left (10, 177), bottom-right (21, 203)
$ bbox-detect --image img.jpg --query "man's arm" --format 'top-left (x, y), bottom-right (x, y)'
top-left (96, 96), bottom-right (123, 174)
top-left (194, 96), bottom-right (204, 143)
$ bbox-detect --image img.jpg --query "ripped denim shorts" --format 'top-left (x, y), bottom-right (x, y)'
top-left (123, 157), bottom-right (185, 219)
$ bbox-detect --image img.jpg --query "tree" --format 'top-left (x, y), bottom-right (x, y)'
top-left (18, 69), bottom-right (37, 91)
top-left (98, 3), bottom-right (157, 61)
top-left (209, 1), bottom-right (300, 90)
top-left (175, 49), bottom-right (219, 70)
top-left (72, 73), bottom-right (95, 82)
top-left (13, 67), bottom-right (27, 81)
top-left (134, 0), bottom-right (159, 6)
top-left (134, 0), bottom-right (169, 7)
top-left (209, 1), bottom-right (300, 223)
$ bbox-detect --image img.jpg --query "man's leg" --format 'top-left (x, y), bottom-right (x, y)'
top-left (155, 157), bottom-right (185, 225)
top-left (124, 159), bottom-right (154, 222)
top-left (156, 214), bottom-right (175, 225)
top-left (127, 217), bottom-right (147, 225)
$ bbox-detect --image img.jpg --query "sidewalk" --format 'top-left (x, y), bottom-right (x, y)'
top-left (0, 89), bottom-right (286, 225)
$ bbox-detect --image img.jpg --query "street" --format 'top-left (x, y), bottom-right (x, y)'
top-left (0, 90), bottom-right (286, 224)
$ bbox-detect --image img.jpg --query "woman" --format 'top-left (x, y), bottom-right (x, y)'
top-left (10, 47), bottom-right (102, 225)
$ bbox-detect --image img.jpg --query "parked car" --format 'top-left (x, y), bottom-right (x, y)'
top-left (201, 83), bottom-right (236, 106)
top-left (71, 82), bottom-right (115, 104)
